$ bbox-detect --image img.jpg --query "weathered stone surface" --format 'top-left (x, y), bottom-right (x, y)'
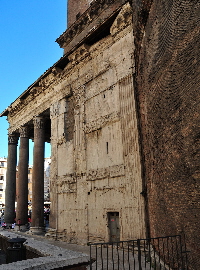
top-left (134, 0), bottom-right (200, 269)
top-left (2, 1), bottom-right (145, 244)
top-left (0, 230), bottom-right (89, 270)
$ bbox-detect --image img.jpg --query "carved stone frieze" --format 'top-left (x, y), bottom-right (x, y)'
top-left (56, 173), bottom-right (86, 194)
top-left (68, 44), bottom-right (90, 65)
top-left (87, 164), bottom-right (125, 181)
top-left (85, 111), bottom-right (120, 133)
top-left (110, 2), bottom-right (132, 36)
top-left (51, 67), bottom-right (63, 76)
top-left (39, 73), bottom-right (56, 89)
top-left (73, 85), bottom-right (86, 110)
top-left (29, 87), bottom-right (43, 98)
top-left (9, 100), bottom-right (23, 118)
top-left (19, 125), bottom-right (29, 138)
top-left (9, 87), bottom-right (42, 117)
top-left (57, 135), bottom-right (67, 146)
top-left (8, 133), bottom-right (19, 145)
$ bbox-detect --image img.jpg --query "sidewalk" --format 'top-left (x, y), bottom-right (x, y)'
top-left (0, 229), bottom-right (151, 269)
top-left (15, 231), bottom-right (149, 269)
top-left (0, 229), bottom-right (90, 269)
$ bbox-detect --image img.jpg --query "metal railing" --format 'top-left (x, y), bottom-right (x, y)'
top-left (89, 235), bottom-right (189, 269)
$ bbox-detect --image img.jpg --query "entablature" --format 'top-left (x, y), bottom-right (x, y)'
top-left (56, 0), bottom-right (128, 54)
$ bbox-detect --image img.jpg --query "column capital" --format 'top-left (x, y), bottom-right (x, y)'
top-left (8, 133), bottom-right (18, 145)
top-left (33, 116), bottom-right (45, 129)
top-left (19, 125), bottom-right (29, 138)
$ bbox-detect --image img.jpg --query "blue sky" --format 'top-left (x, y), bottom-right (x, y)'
top-left (0, 1), bottom-right (67, 164)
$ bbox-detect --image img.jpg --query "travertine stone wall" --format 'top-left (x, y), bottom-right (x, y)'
top-left (48, 2), bottom-right (145, 243)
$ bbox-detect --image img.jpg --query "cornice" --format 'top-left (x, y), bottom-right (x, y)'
top-left (56, 0), bottom-right (127, 50)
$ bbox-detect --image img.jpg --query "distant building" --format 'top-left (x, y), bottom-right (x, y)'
top-left (28, 166), bottom-right (33, 203)
top-left (4, 159), bottom-right (50, 207)
top-left (0, 158), bottom-right (7, 206)
top-left (44, 158), bottom-right (51, 201)
top-left (16, 160), bottom-right (51, 205)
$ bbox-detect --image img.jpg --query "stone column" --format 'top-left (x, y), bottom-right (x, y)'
top-left (4, 133), bottom-right (18, 225)
top-left (30, 116), bottom-right (45, 234)
top-left (16, 125), bottom-right (29, 228)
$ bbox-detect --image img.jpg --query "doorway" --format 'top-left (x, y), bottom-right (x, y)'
top-left (108, 212), bottom-right (120, 242)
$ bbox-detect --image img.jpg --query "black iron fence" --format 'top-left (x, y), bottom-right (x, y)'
top-left (89, 235), bottom-right (189, 269)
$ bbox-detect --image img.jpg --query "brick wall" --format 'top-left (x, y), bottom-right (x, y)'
top-left (67, 0), bottom-right (89, 27)
top-left (134, 0), bottom-right (200, 269)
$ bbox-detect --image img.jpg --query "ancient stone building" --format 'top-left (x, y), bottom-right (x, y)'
top-left (0, 0), bottom-right (146, 241)
top-left (0, 158), bottom-right (7, 206)
top-left (0, 1), bottom-right (199, 269)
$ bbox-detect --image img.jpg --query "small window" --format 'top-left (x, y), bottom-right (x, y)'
top-left (106, 142), bottom-right (109, 154)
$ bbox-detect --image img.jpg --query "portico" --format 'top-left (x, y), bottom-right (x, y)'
top-left (2, 109), bottom-right (51, 233)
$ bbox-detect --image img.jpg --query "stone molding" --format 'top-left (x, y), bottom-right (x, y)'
top-left (55, 164), bottom-right (125, 193)
top-left (110, 2), bottom-right (132, 36)
top-left (39, 71), bottom-right (61, 90)
top-left (56, 0), bottom-right (127, 49)
top-left (68, 44), bottom-right (90, 65)
top-left (56, 173), bottom-right (85, 194)
top-left (86, 164), bottom-right (125, 181)
top-left (8, 133), bottom-right (18, 145)
top-left (85, 111), bottom-right (120, 133)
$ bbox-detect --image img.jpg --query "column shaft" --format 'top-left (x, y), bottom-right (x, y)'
top-left (31, 116), bottom-right (45, 229)
top-left (4, 133), bottom-right (18, 224)
top-left (16, 126), bottom-right (29, 225)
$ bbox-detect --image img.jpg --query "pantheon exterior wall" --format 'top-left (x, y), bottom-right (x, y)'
top-left (50, 2), bottom-right (146, 243)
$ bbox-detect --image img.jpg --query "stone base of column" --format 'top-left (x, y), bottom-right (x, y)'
top-left (29, 226), bottom-right (45, 235)
top-left (14, 224), bottom-right (28, 232)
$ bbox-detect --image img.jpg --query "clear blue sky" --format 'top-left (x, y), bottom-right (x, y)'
top-left (0, 1), bottom-right (67, 165)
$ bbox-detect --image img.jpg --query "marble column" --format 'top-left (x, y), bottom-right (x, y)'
top-left (30, 116), bottom-right (45, 234)
top-left (4, 133), bottom-right (18, 225)
top-left (16, 125), bottom-right (29, 227)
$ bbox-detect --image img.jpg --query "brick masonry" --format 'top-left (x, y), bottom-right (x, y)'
top-left (134, 1), bottom-right (200, 269)
top-left (67, 0), bottom-right (89, 27)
